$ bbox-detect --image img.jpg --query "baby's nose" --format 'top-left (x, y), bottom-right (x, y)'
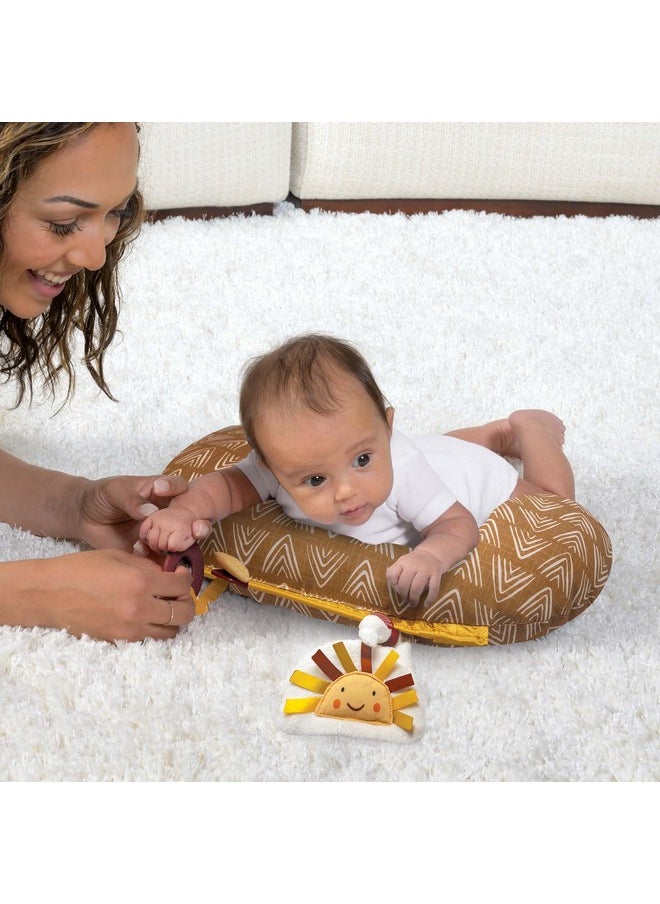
top-left (334, 477), bottom-right (355, 500)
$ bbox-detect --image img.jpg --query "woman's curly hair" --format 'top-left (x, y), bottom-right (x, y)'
top-left (0, 122), bottom-right (144, 405)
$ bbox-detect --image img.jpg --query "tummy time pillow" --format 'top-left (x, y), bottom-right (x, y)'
top-left (164, 425), bottom-right (612, 646)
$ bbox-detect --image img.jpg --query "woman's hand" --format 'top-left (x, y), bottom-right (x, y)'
top-left (0, 450), bottom-right (213, 553)
top-left (3, 548), bottom-right (197, 642)
top-left (77, 474), bottom-right (211, 551)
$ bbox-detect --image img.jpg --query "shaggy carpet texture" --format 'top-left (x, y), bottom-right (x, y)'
top-left (0, 204), bottom-right (657, 781)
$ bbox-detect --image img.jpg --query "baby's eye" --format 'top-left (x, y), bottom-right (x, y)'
top-left (303, 475), bottom-right (326, 488)
top-left (352, 453), bottom-right (371, 469)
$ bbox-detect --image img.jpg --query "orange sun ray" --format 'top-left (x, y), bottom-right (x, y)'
top-left (385, 672), bottom-right (415, 692)
top-left (312, 648), bottom-right (343, 680)
top-left (360, 643), bottom-right (372, 673)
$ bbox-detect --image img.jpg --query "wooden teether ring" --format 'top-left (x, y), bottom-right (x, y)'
top-left (163, 543), bottom-right (204, 594)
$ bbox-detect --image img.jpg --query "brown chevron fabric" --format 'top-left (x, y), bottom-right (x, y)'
top-left (164, 426), bottom-right (612, 646)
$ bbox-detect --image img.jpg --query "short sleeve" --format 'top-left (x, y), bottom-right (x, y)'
top-left (389, 430), bottom-right (457, 532)
top-left (234, 450), bottom-right (280, 501)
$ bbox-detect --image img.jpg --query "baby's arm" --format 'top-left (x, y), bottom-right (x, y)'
top-left (385, 502), bottom-right (480, 605)
top-left (139, 466), bottom-right (260, 552)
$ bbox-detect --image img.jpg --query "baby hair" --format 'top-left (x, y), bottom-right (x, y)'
top-left (240, 333), bottom-right (389, 458)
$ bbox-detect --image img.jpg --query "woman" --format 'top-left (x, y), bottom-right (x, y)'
top-left (0, 122), bottom-right (203, 642)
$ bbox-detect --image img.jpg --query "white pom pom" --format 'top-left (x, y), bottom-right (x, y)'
top-left (359, 614), bottom-right (393, 647)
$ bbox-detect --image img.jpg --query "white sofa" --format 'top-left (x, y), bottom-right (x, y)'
top-left (138, 122), bottom-right (660, 217)
top-left (138, 122), bottom-right (291, 211)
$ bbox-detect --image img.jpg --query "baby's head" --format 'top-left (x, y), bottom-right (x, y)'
top-left (240, 333), bottom-right (394, 527)
top-left (240, 333), bottom-right (390, 458)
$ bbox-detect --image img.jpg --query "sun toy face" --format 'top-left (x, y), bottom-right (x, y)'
top-left (316, 671), bottom-right (393, 724)
top-left (283, 640), bottom-right (418, 733)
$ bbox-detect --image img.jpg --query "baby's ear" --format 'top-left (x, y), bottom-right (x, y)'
top-left (385, 406), bottom-right (395, 432)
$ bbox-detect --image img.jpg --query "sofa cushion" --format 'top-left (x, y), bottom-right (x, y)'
top-left (290, 122), bottom-right (660, 205)
top-left (138, 122), bottom-right (292, 210)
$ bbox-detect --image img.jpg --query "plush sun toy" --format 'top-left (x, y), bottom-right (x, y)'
top-left (282, 614), bottom-right (421, 743)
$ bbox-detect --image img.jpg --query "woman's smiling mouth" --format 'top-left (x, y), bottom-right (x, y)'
top-left (32, 268), bottom-right (70, 286)
top-left (28, 268), bottom-right (72, 300)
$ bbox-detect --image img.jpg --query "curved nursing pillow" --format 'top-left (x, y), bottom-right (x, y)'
top-left (164, 425), bottom-right (612, 646)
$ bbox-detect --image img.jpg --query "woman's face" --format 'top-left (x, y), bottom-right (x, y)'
top-left (0, 123), bottom-right (139, 319)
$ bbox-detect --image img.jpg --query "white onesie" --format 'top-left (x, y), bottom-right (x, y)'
top-left (235, 427), bottom-right (519, 547)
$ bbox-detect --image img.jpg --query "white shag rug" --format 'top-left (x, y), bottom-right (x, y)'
top-left (1, 204), bottom-right (657, 782)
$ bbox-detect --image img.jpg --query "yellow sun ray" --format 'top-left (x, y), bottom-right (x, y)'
top-left (283, 697), bottom-right (320, 714)
top-left (393, 711), bottom-right (414, 732)
top-left (392, 689), bottom-right (418, 711)
top-left (373, 649), bottom-right (399, 681)
top-left (333, 641), bottom-right (357, 673)
top-left (289, 670), bottom-right (330, 694)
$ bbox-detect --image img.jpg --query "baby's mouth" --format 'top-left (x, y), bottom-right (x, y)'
top-left (342, 504), bottom-right (367, 519)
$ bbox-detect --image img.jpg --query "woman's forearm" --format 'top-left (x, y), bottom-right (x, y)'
top-left (0, 549), bottom-right (197, 641)
top-left (0, 448), bottom-right (89, 541)
top-left (0, 558), bottom-right (60, 628)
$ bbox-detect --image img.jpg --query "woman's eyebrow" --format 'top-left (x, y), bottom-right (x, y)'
top-left (43, 195), bottom-right (99, 209)
top-left (43, 188), bottom-right (136, 209)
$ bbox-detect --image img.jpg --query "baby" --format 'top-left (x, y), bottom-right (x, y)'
top-left (139, 333), bottom-right (574, 605)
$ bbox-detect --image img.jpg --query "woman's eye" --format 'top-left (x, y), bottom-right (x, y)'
top-left (353, 453), bottom-right (371, 468)
top-left (49, 221), bottom-right (81, 238)
top-left (304, 475), bottom-right (325, 488)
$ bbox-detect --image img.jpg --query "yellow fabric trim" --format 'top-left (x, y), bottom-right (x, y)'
top-left (195, 574), bottom-right (229, 616)
top-left (393, 711), bottom-right (414, 732)
top-left (373, 649), bottom-right (399, 681)
top-left (289, 670), bottom-right (330, 694)
top-left (283, 697), bottom-right (319, 715)
top-left (248, 578), bottom-right (489, 646)
top-left (392, 689), bottom-right (419, 711)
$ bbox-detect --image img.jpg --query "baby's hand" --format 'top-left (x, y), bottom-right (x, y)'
top-left (385, 549), bottom-right (445, 606)
top-left (138, 507), bottom-right (198, 553)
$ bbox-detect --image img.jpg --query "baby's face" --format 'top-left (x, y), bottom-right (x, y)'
top-left (256, 381), bottom-right (394, 529)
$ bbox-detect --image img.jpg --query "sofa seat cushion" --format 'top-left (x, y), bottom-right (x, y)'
top-left (290, 122), bottom-right (660, 205)
top-left (139, 122), bottom-right (292, 210)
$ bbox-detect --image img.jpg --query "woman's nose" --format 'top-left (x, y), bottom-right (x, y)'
top-left (65, 227), bottom-right (108, 272)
